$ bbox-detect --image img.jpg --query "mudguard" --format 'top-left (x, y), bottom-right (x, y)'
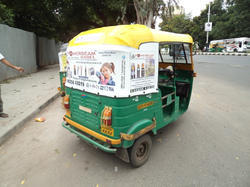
top-left (121, 118), bottom-right (156, 148)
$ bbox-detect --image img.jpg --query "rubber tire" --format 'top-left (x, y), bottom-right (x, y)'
top-left (129, 134), bottom-right (152, 168)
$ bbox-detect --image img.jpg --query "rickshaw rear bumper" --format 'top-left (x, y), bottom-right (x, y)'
top-left (62, 122), bottom-right (117, 153)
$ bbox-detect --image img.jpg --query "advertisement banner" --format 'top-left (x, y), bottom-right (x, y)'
top-left (66, 46), bottom-right (130, 97)
top-left (66, 44), bottom-right (158, 97)
top-left (129, 51), bottom-right (158, 96)
top-left (58, 52), bottom-right (67, 72)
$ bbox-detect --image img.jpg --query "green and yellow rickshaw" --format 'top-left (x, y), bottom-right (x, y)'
top-left (58, 43), bottom-right (68, 96)
top-left (62, 24), bottom-right (196, 167)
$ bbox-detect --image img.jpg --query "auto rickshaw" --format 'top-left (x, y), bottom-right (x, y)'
top-left (62, 24), bottom-right (196, 167)
top-left (58, 43), bottom-right (68, 96)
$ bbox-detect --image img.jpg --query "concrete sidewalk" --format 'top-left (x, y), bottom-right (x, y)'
top-left (0, 64), bottom-right (60, 145)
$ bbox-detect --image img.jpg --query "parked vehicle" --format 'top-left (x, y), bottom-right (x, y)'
top-left (58, 43), bottom-right (68, 96)
top-left (209, 40), bottom-right (225, 52)
top-left (62, 24), bottom-right (196, 167)
top-left (209, 37), bottom-right (250, 53)
top-left (225, 37), bottom-right (250, 53)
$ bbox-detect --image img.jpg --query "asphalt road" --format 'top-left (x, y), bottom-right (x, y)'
top-left (1, 55), bottom-right (250, 187)
top-left (194, 55), bottom-right (250, 88)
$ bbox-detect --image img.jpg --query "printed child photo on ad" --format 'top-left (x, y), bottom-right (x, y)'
top-left (96, 62), bottom-right (115, 86)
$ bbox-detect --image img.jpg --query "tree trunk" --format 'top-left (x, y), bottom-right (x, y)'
top-left (146, 9), bottom-right (153, 27)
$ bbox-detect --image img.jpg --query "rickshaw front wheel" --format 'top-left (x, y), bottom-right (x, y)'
top-left (129, 134), bottom-right (152, 168)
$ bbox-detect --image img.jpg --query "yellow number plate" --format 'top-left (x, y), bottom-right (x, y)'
top-left (101, 126), bottom-right (114, 136)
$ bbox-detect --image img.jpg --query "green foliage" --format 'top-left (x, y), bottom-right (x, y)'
top-left (160, 14), bottom-right (193, 34)
top-left (196, 0), bottom-right (250, 48)
top-left (160, 0), bottom-right (250, 49)
top-left (1, 0), bottom-right (136, 41)
top-left (2, 0), bottom-right (60, 38)
top-left (0, 2), bottom-right (14, 26)
top-left (225, 0), bottom-right (250, 38)
top-left (57, 0), bottom-right (136, 41)
top-left (1, 0), bottom-right (249, 46)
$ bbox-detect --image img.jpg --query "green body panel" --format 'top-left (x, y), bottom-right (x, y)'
top-left (66, 88), bottom-right (161, 140)
top-left (121, 118), bottom-right (153, 148)
top-left (59, 72), bottom-right (66, 92)
top-left (65, 68), bottom-right (193, 151)
top-left (127, 119), bottom-right (153, 134)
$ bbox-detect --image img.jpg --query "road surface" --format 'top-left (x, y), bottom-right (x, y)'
top-left (1, 55), bottom-right (250, 187)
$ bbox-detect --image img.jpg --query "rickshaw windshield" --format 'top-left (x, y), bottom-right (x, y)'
top-left (159, 43), bottom-right (191, 64)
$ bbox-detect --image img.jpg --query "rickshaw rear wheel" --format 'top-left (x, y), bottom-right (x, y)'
top-left (129, 134), bottom-right (152, 168)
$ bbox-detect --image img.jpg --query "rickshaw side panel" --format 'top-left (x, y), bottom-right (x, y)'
top-left (175, 69), bottom-right (194, 111)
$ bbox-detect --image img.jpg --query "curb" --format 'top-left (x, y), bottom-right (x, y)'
top-left (0, 92), bottom-right (60, 146)
top-left (194, 52), bottom-right (249, 56)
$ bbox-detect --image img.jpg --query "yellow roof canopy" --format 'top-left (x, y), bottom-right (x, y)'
top-left (68, 24), bottom-right (193, 49)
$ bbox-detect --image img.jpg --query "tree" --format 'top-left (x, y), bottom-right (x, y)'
top-left (57, 0), bottom-right (136, 41)
top-left (190, 0), bottom-right (250, 49)
top-left (2, 0), bottom-right (61, 38)
top-left (0, 2), bottom-right (14, 26)
top-left (163, 0), bottom-right (179, 19)
top-left (225, 0), bottom-right (250, 37)
top-left (132, 0), bottom-right (180, 28)
top-left (160, 14), bottom-right (193, 34)
top-left (1, 0), bottom-right (137, 41)
top-left (133, 0), bottom-right (165, 28)
top-left (191, 15), bottom-right (207, 49)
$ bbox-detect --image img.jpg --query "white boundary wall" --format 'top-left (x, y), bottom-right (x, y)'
top-left (0, 24), bottom-right (59, 81)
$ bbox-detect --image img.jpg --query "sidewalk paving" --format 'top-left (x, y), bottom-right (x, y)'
top-left (0, 64), bottom-right (61, 145)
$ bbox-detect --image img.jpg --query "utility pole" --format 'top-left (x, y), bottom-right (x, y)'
top-left (205, 3), bottom-right (211, 51)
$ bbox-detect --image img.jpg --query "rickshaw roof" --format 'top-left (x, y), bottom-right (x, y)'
top-left (68, 24), bottom-right (193, 49)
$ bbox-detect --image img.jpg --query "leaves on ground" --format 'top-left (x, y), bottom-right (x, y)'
top-left (35, 117), bottom-right (46, 122)
top-left (21, 179), bottom-right (25, 184)
top-left (157, 138), bottom-right (162, 143)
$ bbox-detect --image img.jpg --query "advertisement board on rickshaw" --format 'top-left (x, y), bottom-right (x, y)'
top-left (62, 25), bottom-right (196, 167)
top-left (65, 43), bottom-right (158, 97)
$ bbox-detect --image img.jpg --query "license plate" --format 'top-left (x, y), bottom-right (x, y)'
top-left (101, 126), bottom-right (114, 136)
top-left (79, 105), bottom-right (92, 113)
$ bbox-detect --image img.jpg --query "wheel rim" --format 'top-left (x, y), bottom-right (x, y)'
top-left (135, 142), bottom-right (148, 161)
